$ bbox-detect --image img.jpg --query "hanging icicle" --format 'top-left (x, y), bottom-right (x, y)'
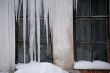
top-left (28, 0), bottom-right (36, 62)
top-left (14, 0), bottom-right (19, 20)
top-left (35, 0), bottom-right (41, 63)
top-left (16, 0), bottom-right (54, 63)
top-left (76, 0), bottom-right (78, 13)
top-left (18, 0), bottom-right (23, 22)
top-left (23, 0), bottom-right (27, 63)
top-left (43, 0), bottom-right (49, 52)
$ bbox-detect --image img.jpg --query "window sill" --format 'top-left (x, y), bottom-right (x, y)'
top-left (73, 60), bottom-right (110, 70)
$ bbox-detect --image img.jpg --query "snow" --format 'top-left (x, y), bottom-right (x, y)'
top-left (74, 60), bottom-right (110, 69)
top-left (15, 62), bottom-right (69, 73)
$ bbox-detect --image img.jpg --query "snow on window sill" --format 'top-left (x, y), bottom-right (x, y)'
top-left (74, 60), bottom-right (110, 70)
top-left (15, 62), bottom-right (69, 73)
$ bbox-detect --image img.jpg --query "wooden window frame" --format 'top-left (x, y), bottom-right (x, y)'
top-left (73, 0), bottom-right (110, 68)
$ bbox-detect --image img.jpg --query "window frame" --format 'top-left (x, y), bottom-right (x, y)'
top-left (73, 0), bottom-right (110, 70)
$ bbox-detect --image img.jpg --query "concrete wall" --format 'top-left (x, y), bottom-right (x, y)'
top-left (0, 0), bottom-right (15, 72)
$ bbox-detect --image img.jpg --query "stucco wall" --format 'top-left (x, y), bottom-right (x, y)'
top-left (52, 0), bottom-right (74, 70)
top-left (0, 0), bottom-right (15, 72)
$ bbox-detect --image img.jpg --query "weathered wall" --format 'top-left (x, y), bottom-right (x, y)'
top-left (52, 0), bottom-right (74, 70)
top-left (0, 0), bottom-right (15, 72)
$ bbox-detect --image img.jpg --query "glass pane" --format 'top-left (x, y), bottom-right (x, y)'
top-left (16, 18), bottom-right (50, 63)
top-left (76, 0), bottom-right (91, 16)
top-left (92, 0), bottom-right (107, 16)
top-left (16, 43), bottom-right (30, 63)
top-left (93, 43), bottom-right (107, 62)
top-left (17, 20), bottom-right (23, 41)
top-left (76, 43), bottom-right (92, 61)
top-left (40, 19), bottom-right (47, 43)
top-left (76, 19), bottom-right (91, 42)
top-left (92, 18), bottom-right (108, 42)
top-left (40, 44), bottom-right (49, 62)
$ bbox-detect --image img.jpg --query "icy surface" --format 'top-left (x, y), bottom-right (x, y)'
top-left (15, 62), bottom-right (68, 73)
top-left (74, 60), bottom-right (110, 69)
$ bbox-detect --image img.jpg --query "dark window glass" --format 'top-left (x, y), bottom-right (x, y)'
top-left (76, 19), bottom-right (91, 42)
top-left (92, 18), bottom-right (108, 42)
top-left (76, 0), bottom-right (91, 16)
top-left (76, 43), bottom-right (92, 61)
top-left (92, 18), bottom-right (108, 62)
top-left (15, 2), bottom-right (52, 63)
top-left (92, 0), bottom-right (107, 16)
top-left (93, 43), bottom-right (107, 62)
top-left (75, 0), bottom-right (108, 62)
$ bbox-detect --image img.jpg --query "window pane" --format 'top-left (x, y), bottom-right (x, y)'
top-left (76, 0), bottom-right (91, 16)
top-left (75, 19), bottom-right (92, 61)
top-left (76, 43), bottom-right (92, 61)
top-left (92, 18), bottom-right (108, 42)
top-left (93, 43), bottom-right (107, 62)
top-left (16, 43), bottom-right (30, 63)
top-left (76, 19), bottom-right (91, 42)
top-left (16, 18), bottom-right (50, 63)
top-left (92, 18), bottom-right (108, 62)
top-left (92, 0), bottom-right (107, 16)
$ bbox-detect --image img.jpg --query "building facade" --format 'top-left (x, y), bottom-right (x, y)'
top-left (0, 0), bottom-right (110, 73)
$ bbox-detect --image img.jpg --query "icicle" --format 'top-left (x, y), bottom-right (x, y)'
top-left (18, 0), bottom-right (23, 22)
top-left (76, 0), bottom-right (78, 13)
top-left (23, 0), bottom-right (27, 63)
top-left (43, 0), bottom-right (49, 51)
top-left (28, 0), bottom-right (36, 62)
top-left (47, 0), bottom-right (55, 31)
top-left (35, 0), bottom-right (41, 63)
top-left (14, 0), bottom-right (19, 20)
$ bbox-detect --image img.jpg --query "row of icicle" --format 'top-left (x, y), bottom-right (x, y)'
top-left (15, 0), bottom-right (53, 63)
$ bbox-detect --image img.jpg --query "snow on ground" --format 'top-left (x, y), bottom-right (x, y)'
top-left (15, 62), bottom-right (69, 73)
top-left (74, 60), bottom-right (110, 69)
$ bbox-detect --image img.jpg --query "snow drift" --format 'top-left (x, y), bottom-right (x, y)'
top-left (15, 62), bottom-right (69, 73)
top-left (74, 60), bottom-right (110, 69)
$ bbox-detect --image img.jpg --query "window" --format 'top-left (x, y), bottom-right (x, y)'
top-left (74, 0), bottom-right (110, 69)
top-left (15, 1), bottom-right (53, 64)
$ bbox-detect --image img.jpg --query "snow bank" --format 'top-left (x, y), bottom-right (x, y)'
top-left (74, 60), bottom-right (110, 69)
top-left (15, 62), bottom-right (69, 73)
